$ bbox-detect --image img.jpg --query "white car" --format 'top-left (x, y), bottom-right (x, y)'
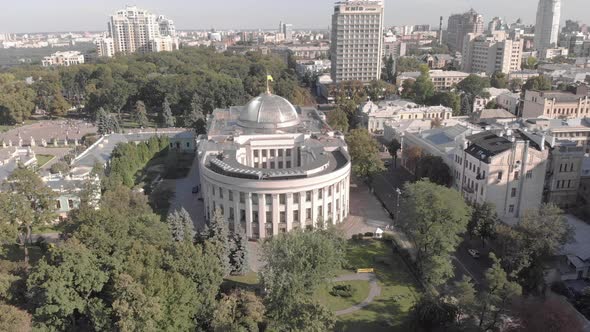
top-left (467, 249), bottom-right (480, 258)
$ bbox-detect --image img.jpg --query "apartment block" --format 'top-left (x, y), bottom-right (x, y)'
top-left (522, 85), bottom-right (590, 119)
top-left (446, 9), bottom-right (484, 53)
top-left (462, 31), bottom-right (523, 75)
top-left (331, 0), bottom-right (384, 83)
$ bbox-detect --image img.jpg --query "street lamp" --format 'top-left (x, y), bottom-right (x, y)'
top-left (395, 187), bottom-right (401, 222)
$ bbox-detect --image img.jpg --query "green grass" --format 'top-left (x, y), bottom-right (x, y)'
top-left (315, 280), bottom-right (371, 312)
top-left (225, 271), bottom-right (259, 286)
top-left (335, 239), bottom-right (421, 332)
top-left (32, 223), bottom-right (65, 234)
top-left (36, 154), bottom-right (55, 168)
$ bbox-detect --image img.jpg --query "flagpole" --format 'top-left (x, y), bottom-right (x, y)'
top-left (266, 72), bottom-right (270, 94)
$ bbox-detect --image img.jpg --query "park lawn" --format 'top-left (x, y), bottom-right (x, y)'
top-left (36, 154), bottom-right (55, 168)
top-left (315, 280), bottom-right (371, 312)
top-left (336, 239), bottom-right (421, 332)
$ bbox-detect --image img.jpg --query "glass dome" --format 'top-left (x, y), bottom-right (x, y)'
top-left (237, 93), bottom-right (300, 130)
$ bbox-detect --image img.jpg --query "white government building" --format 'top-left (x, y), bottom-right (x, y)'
top-left (198, 92), bottom-right (351, 239)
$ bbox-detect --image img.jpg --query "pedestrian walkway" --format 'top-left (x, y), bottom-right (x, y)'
top-left (333, 273), bottom-right (381, 316)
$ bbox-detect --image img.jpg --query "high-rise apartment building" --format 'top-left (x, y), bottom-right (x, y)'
top-left (279, 22), bottom-right (293, 42)
top-left (446, 9), bottom-right (484, 53)
top-left (96, 6), bottom-right (178, 57)
top-left (462, 31), bottom-right (523, 75)
top-left (534, 0), bottom-right (561, 58)
top-left (330, 0), bottom-right (384, 83)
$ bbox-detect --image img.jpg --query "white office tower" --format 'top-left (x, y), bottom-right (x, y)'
top-left (331, 0), bottom-right (384, 83)
top-left (534, 0), bottom-right (561, 58)
top-left (96, 6), bottom-right (179, 57)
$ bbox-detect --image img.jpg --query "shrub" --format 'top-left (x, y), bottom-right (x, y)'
top-left (357, 233), bottom-right (364, 239)
top-left (50, 161), bottom-right (70, 174)
top-left (330, 284), bottom-right (354, 298)
top-left (551, 281), bottom-right (573, 298)
top-left (351, 234), bottom-right (359, 241)
top-left (364, 232), bottom-right (374, 237)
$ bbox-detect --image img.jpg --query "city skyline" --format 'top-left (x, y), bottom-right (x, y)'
top-left (1, 0), bottom-right (589, 34)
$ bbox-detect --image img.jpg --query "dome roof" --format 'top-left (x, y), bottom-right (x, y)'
top-left (238, 93), bottom-right (300, 130)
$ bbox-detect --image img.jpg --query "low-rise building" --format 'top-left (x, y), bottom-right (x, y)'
top-left (508, 70), bottom-right (540, 82)
top-left (472, 87), bottom-right (512, 113)
top-left (359, 100), bottom-right (452, 133)
top-left (421, 54), bottom-right (454, 69)
top-left (295, 59), bottom-right (331, 76)
top-left (41, 51), bottom-right (85, 67)
top-left (496, 91), bottom-right (521, 115)
top-left (522, 85), bottom-right (590, 119)
top-left (396, 70), bottom-right (471, 92)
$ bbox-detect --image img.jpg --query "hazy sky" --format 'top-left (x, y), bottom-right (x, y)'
top-left (1, 0), bottom-right (589, 33)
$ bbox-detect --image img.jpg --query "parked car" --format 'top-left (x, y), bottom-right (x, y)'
top-left (192, 186), bottom-right (200, 194)
top-left (384, 160), bottom-right (392, 167)
top-left (467, 249), bottom-right (480, 258)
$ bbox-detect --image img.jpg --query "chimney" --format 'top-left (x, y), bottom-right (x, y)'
top-left (439, 16), bottom-right (443, 45)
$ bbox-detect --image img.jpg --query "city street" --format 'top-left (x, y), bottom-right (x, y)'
top-left (371, 160), bottom-right (492, 288)
top-left (168, 153), bottom-right (207, 231)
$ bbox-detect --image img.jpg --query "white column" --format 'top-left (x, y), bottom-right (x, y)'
top-left (233, 193), bottom-right (240, 232)
top-left (245, 193), bottom-right (253, 238)
top-left (259, 194), bottom-right (266, 238)
top-left (272, 194), bottom-right (279, 236)
top-left (286, 193), bottom-right (293, 231)
top-left (311, 189), bottom-right (318, 229)
top-left (331, 184), bottom-right (337, 225)
top-left (299, 191), bottom-right (305, 226)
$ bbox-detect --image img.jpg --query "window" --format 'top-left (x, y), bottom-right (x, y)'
top-left (266, 211), bottom-right (272, 224)
top-left (253, 211), bottom-right (259, 223)
top-left (254, 150), bottom-right (259, 158)
top-left (511, 188), bottom-right (517, 197)
top-left (212, 186), bottom-right (216, 196)
top-left (293, 193), bottom-right (299, 203)
top-left (56, 200), bottom-right (61, 209)
top-left (270, 162), bottom-right (275, 169)
top-left (265, 195), bottom-right (272, 205)
top-left (571, 163), bottom-right (575, 172)
top-left (328, 203), bottom-right (332, 215)
top-left (219, 189), bottom-right (223, 199)
top-left (497, 171), bottom-right (503, 180)
top-left (306, 191), bottom-right (312, 202)
top-left (286, 149), bottom-right (291, 157)
top-left (306, 208), bottom-right (312, 220)
top-left (240, 192), bottom-right (245, 203)
top-left (278, 161), bottom-right (283, 168)
top-left (252, 194), bottom-right (259, 205)
top-left (514, 171), bottom-right (519, 180)
top-left (240, 209), bottom-right (246, 222)
top-left (508, 205), bottom-right (515, 213)
top-left (280, 211), bottom-right (286, 223)
top-left (278, 149), bottom-right (283, 157)
top-left (318, 206), bottom-right (323, 217)
top-left (526, 170), bottom-right (533, 179)
top-left (229, 207), bottom-right (234, 220)
top-left (328, 186), bottom-right (332, 196)
top-left (318, 188), bottom-right (323, 198)
top-left (568, 180), bottom-right (572, 188)
top-left (286, 161), bottom-right (291, 168)
top-left (68, 199), bottom-right (75, 209)
top-left (279, 194), bottom-right (286, 205)
top-left (270, 150), bottom-right (275, 157)
top-left (262, 150), bottom-right (267, 157)
top-left (228, 190), bottom-right (233, 201)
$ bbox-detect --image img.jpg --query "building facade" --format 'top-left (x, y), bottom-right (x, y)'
top-left (446, 9), bottom-right (484, 53)
top-left (41, 51), bottom-right (85, 67)
top-left (534, 0), bottom-right (561, 58)
top-left (462, 31), bottom-right (523, 75)
top-left (198, 93), bottom-right (351, 239)
top-left (359, 100), bottom-right (453, 133)
top-left (96, 6), bottom-right (179, 57)
top-left (330, 0), bottom-right (384, 83)
top-left (522, 85), bottom-right (590, 119)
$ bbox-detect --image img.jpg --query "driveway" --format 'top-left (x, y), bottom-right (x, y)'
top-left (168, 154), bottom-right (206, 231)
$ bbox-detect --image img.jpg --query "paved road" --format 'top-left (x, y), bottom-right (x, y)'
top-left (333, 273), bottom-right (381, 316)
top-left (168, 154), bottom-right (207, 231)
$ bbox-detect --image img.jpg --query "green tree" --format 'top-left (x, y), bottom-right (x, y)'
top-left (387, 138), bottom-right (401, 167)
top-left (160, 97), bottom-right (175, 127)
top-left (413, 65), bottom-right (435, 104)
top-left (229, 225), bottom-right (249, 275)
top-left (134, 100), bottom-right (149, 128)
top-left (415, 155), bottom-right (452, 187)
top-left (509, 78), bottom-right (524, 92)
top-left (212, 290), bottom-right (265, 332)
top-left (452, 276), bottom-right (477, 321)
top-left (0, 304), bottom-right (31, 332)
top-left (457, 74), bottom-right (491, 98)
top-left (260, 229), bottom-right (344, 331)
top-left (200, 208), bottom-right (231, 275)
top-left (468, 202), bottom-right (498, 247)
top-left (410, 296), bottom-right (458, 330)
top-left (184, 93), bottom-right (207, 134)
top-left (345, 128), bottom-right (384, 179)
top-left (396, 57), bottom-right (423, 73)
top-left (382, 55), bottom-right (395, 82)
top-left (430, 91), bottom-right (461, 115)
top-left (49, 94), bottom-right (71, 117)
top-left (27, 238), bottom-right (109, 331)
top-left (327, 108), bottom-right (349, 133)
top-left (111, 273), bottom-right (162, 332)
top-left (399, 180), bottom-right (471, 286)
top-left (0, 73), bottom-right (36, 125)
top-left (0, 169), bottom-right (56, 266)
top-left (522, 56), bottom-right (538, 69)
top-left (477, 253), bottom-right (522, 331)
top-left (166, 208), bottom-right (195, 242)
top-left (524, 75), bottom-right (552, 91)
top-left (490, 71), bottom-right (508, 89)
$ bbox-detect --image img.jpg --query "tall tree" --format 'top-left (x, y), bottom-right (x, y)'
top-left (457, 74), bottom-right (491, 98)
top-left (212, 290), bottom-right (264, 332)
top-left (413, 65), bottom-right (435, 104)
top-left (134, 100), bottom-right (149, 128)
top-left (382, 55), bottom-right (395, 83)
top-left (0, 304), bottom-right (31, 332)
top-left (410, 296), bottom-right (458, 330)
top-left (327, 108), bottom-right (349, 133)
top-left (509, 78), bottom-right (524, 92)
top-left (490, 71), bottom-right (508, 89)
top-left (184, 93), bottom-right (207, 134)
top-left (387, 138), bottom-right (401, 167)
top-left (0, 73), bottom-right (36, 125)
top-left (229, 225), bottom-right (249, 275)
top-left (524, 75), bottom-right (552, 91)
top-left (345, 128), bottom-right (384, 179)
top-left (468, 202), bottom-right (498, 247)
top-left (200, 208), bottom-right (231, 275)
top-left (0, 169), bottom-right (56, 266)
top-left (166, 208), bottom-right (195, 242)
top-left (399, 180), bottom-right (471, 286)
top-left (160, 97), bottom-right (175, 128)
top-left (430, 91), bottom-right (461, 115)
top-left (415, 155), bottom-right (452, 187)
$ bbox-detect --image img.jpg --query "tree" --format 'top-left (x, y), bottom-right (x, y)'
top-left (490, 71), bottom-right (508, 89)
top-left (0, 169), bottom-right (56, 266)
top-left (457, 74), bottom-right (491, 98)
top-left (509, 78), bottom-right (524, 92)
top-left (477, 253), bottom-right (522, 331)
top-left (212, 290), bottom-right (265, 332)
top-left (260, 229), bottom-right (344, 331)
top-left (111, 273), bottom-right (162, 332)
top-left (410, 296), bottom-right (458, 330)
top-left (522, 56), bottom-right (538, 69)
top-left (485, 100), bottom-right (499, 109)
top-left (27, 238), bottom-right (109, 331)
top-left (401, 79), bottom-right (416, 100)
top-left (404, 145), bottom-right (423, 176)
top-left (468, 202), bottom-right (498, 247)
top-left (574, 287), bottom-right (590, 319)
top-left (166, 208), bottom-right (195, 242)
top-left (524, 75), bottom-right (552, 91)
top-left (200, 208), bottom-right (231, 275)
top-left (49, 94), bottom-right (71, 117)
top-left (399, 181), bottom-right (471, 286)
top-left (366, 80), bottom-right (394, 101)
top-left (327, 108), bottom-right (349, 133)
top-left (345, 128), bottom-right (384, 179)
top-left (229, 225), bottom-right (249, 275)
top-left (160, 97), bottom-right (175, 127)
top-left (452, 276), bottom-right (477, 322)
top-left (184, 93), bottom-right (207, 135)
top-left (387, 138), bottom-right (401, 167)
top-left (413, 65), bottom-right (435, 104)
top-left (430, 91), bottom-right (461, 115)
top-left (460, 93), bottom-right (472, 115)
top-left (0, 73), bottom-right (36, 125)
top-left (415, 155), bottom-right (452, 187)
top-left (134, 100), bottom-right (149, 128)
top-left (382, 54), bottom-right (395, 83)
top-left (396, 57), bottom-right (423, 74)
top-left (0, 304), bottom-right (31, 332)
top-left (50, 161), bottom-right (70, 174)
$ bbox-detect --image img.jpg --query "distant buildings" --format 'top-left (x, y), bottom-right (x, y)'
top-left (462, 31), bottom-right (523, 75)
top-left (95, 6), bottom-right (179, 57)
top-left (330, 0), bottom-right (384, 83)
top-left (41, 51), bottom-right (84, 67)
top-left (446, 9), bottom-right (484, 53)
top-left (279, 22), bottom-right (294, 42)
top-left (534, 0), bottom-right (561, 58)
top-left (396, 70), bottom-right (471, 92)
top-left (359, 99), bottom-right (453, 133)
top-left (522, 85), bottom-right (590, 119)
